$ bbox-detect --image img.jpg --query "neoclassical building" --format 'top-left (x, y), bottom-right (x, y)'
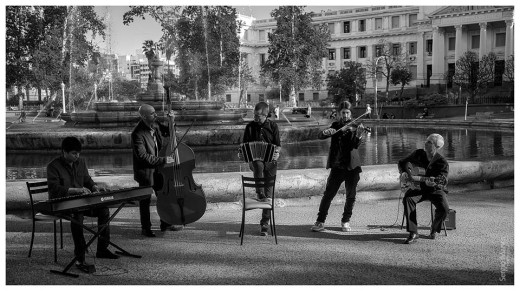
top-left (228, 5), bottom-right (514, 105)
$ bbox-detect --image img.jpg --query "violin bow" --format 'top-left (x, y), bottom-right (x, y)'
top-left (333, 110), bottom-right (369, 135)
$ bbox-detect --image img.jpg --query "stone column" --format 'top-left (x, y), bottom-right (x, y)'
top-left (454, 24), bottom-right (463, 61)
top-left (432, 26), bottom-right (445, 85)
top-left (505, 19), bottom-right (514, 58)
top-left (417, 32), bottom-right (425, 85)
top-left (479, 22), bottom-right (488, 59)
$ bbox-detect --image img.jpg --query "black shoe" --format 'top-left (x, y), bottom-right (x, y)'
top-left (141, 229), bottom-right (156, 237)
top-left (404, 233), bottom-right (419, 244)
top-left (96, 250), bottom-right (119, 259)
top-left (75, 261), bottom-right (96, 273)
top-left (427, 231), bottom-right (436, 240)
top-left (260, 225), bottom-right (269, 236)
top-left (161, 225), bottom-right (184, 232)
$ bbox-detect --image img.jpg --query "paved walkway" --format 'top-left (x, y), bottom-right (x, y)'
top-left (5, 187), bottom-right (514, 285)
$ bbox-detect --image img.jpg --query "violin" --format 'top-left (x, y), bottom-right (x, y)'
top-left (153, 87), bottom-right (206, 225)
top-left (334, 110), bottom-right (371, 135)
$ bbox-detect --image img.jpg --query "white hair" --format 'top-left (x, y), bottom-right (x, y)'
top-left (427, 133), bottom-right (445, 149)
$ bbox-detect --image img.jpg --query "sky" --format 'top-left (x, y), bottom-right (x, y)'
top-left (91, 4), bottom-right (362, 56)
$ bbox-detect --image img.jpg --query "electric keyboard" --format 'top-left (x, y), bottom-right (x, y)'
top-left (35, 186), bottom-right (153, 213)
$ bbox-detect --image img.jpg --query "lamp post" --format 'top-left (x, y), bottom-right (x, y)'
top-left (61, 82), bottom-right (66, 114)
top-left (374, 56), bottom-right (384, 120)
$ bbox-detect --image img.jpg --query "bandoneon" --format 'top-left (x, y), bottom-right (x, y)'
top-left (240, 141), bottom-right (276, 163)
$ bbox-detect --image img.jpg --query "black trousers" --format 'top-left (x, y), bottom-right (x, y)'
top-left (317, 168), bottom-right (360, 224)
top-left (249, 160), bottom-right (277, 226)
top-left (403, 189), bottom-right (449, 234)
top-left (70, 207), bottom-right (110, 262)
top-left (139, 183), bottom-right (171, 230)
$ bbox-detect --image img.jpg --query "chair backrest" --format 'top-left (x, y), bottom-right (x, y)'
top-left (26, 181), bottom-right (50, 218)
top-left (241, 175), bottom-right (277, 201)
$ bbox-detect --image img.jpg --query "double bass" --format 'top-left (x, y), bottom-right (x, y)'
top-left (154, 87), bottom-right (206, 225)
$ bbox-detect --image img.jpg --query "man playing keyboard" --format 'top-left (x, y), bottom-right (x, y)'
top-left (47, 136), bottom-right (119, 273)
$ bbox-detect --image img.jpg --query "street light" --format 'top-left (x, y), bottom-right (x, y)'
top-left (374, 56), bottom-right (384, 120)
top-left (61, 82), bottom-right (66, 114)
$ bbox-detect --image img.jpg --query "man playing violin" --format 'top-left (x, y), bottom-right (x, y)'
top-left (398, 133), bottom-right (449, 244)
top-left (311, 101), bottom-right (365, 232)
top-left (131, 104), bottom-right (176, 237)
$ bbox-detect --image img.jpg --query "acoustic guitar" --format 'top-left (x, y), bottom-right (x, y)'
top-left (400, 162), bottom-right (447, 192)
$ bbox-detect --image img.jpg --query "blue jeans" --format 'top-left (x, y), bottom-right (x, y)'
top-left (249, 160), bottom-right (277, 226)
top-left (317, 168), bottom-right (360, 224)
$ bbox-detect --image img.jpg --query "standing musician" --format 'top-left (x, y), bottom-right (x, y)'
top-left (47, 136), bottom-right (119, 274)
top-left (239, 101), bottom-right (281, 236)
top-left (131, 103), bottom-right (178, 237)
top-left (398, 133), bottom-right (449, 244)
top-left (311, 101), bottom-right (365, 232)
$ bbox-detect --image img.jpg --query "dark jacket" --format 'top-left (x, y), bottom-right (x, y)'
top-left (242, 119), bottom-right (281, 146)
top-left (131, 120), bottom-right (170, 186)
top-left (397, 149), bottom-right (449, 194)
top-left (47, 156), bottom-right (96, 199)
top-left (319, 120), bottom-right (363, 171)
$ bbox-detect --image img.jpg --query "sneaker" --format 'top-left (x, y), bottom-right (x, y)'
top-left (311, 221), bottom-right (325, 232)
top-left (260, 225), bottom-right (269, 236)
top-left (75, 261), bottom-right (96, 273)
top-left (341, 221), bottom-right (351, 232)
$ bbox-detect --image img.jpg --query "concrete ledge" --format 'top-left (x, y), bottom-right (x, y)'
top-left (6, 159), bottom-right (513, 212)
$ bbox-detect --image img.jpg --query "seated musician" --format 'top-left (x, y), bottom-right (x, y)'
top-left (239, 101), bottom-right (280, 236)
top-left (47, 136), bottom-right (119, 273)
top-left (398, 133), bottom-right (449, 244)
top-left (311, 101), bottom-right (365, 233)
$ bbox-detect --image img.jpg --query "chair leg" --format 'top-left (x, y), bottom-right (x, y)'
top-left (240, 210), bottom-right (245, 245)
top-left (271, 210), bottom-right (277, 244)
top-left (28, 220), bottom-right (36, 258)
top-left (400, 213), bottom-right (405, 230)
top-left (59, 219), bottom-right (63, 249)
top-left (53, 221), bottom-right (57, 263)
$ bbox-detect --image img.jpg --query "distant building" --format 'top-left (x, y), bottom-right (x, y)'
top-left (227, 5), bottom-right (514, 105)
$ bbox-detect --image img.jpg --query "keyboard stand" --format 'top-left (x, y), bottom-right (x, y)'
top-left (50, 202), bottom-right (141, 278)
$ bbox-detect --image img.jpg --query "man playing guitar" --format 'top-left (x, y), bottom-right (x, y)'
top-left (398, 133), bottom-right (449, 244)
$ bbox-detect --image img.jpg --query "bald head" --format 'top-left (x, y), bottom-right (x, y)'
top-left (138, 104), bottom-right (157, 125)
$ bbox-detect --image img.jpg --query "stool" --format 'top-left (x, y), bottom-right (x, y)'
top-left (401, 201), bottom-right (448, 235)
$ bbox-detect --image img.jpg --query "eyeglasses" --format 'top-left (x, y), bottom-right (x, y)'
top-left (254, 114), bottom-right (267, 119)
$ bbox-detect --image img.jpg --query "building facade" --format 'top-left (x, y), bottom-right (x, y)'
top-left (230, 6), bottom-right (514, 105)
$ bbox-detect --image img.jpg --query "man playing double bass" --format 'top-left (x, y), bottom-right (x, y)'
top-left (131, 104), bottom-right (180, 237)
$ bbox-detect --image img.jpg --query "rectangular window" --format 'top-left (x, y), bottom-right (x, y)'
top-left (375, 45), bottom-right (383, 57)
top-left (375, 18), bottom-right (383, 30)
top-left (472, 35), bottom-right (480, 49)
top-left (409, 42), bottom-right (417, 55)
top-left (226, 94), bottom-right (231, 102)
top-left (343, 47), bottom-right (351, 59)
top-left (328, 23), bottom-right (335, 34)
top-left (259, 94), bottom-right (264, 101)
top-left (328, 49), bottom-right (336, 60)
top-left (343, 21), bottom-right (350, 33)
top-left (392, 16), bottom-right (400, 28)
top-left (313, 92), bottom-right (319, 101)
top-left (298, 93), bottom-right (305, 101)
top-left (328, 70), bottom-right (336, 76)
top-left (496, 33), bottom-right (506, 47)
top-left (410, 65), bottom-right (417, 80)
top-left (259, 30), bottom-right (266, 42)
top-left (392, 43), bottom-right (400, 55)
top-left (359, 19), bottom-right (365, 32)
top-left (448, 37), bottom-right (456, 51)
top-left (260, 53), bottom-right (266, 66)
top-left (247, 94), bottom-right (251, 102)
top-left (409, 14), bottom-right (418, 26)
top-left (427, 39), bottom-right (433, 55)
top-left (359, 46), bottom-right (367, 58)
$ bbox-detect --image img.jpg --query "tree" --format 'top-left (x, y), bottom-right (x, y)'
top-left (261, 6), bottom-right (330, 106)
top-left (327, 61), bottom-right (366, 105)
top-left (452, 51), bottom-right (497, 103)
top-left (504, 55), bottom-right (514, 82)
top-left (238, 53), bottom-right (255, 107)
top-left (390, 66), bottom-right (413, 100)
top-left (365, 38), bottom-right (406, 98)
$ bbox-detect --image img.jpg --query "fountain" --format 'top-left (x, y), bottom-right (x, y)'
top-left (69, 58), bottom-right (247, 128)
